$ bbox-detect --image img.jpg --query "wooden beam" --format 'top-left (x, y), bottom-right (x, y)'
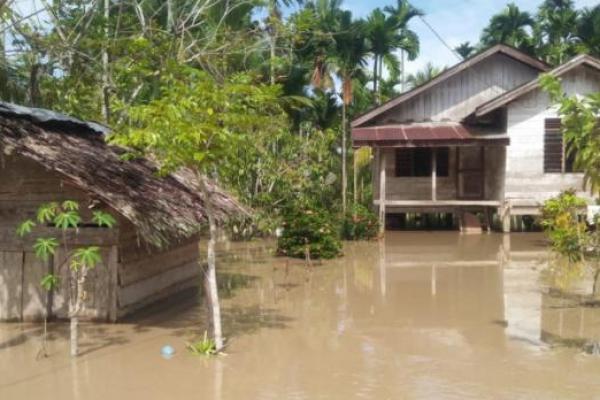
top-left (431, 148), bottom-right (437, 201)
top-left (379, 149), bottom-right (387, 234)
top-left (374, 200), bottom-right (501, 207)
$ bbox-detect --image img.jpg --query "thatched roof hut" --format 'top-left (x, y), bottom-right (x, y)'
top-left (0, 102), bottom-right (247, 322)
top-left (0, 102), bottom-right (247, 247)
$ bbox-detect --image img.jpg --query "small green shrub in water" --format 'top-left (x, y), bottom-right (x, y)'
top-left (540, 190), bottom-right (588, 262)
top-left (341, 204), bottom-right (380, 240)
top-left (188, 332), bottom-right (217, 356)
top-left (277, 204), bottom-right (342, 260)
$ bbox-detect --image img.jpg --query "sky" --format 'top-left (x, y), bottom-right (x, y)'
top-left (11, 0), bottom-right (600, 76)
top-left (336, 0), bottom-right (599, 74)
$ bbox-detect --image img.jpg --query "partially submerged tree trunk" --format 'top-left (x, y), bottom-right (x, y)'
top-left (69, 266), bottom-right (89, 357)
top-left (200, 176), bottom-right (224, 351)
top-left (341, 99), bottom-right (347, 214)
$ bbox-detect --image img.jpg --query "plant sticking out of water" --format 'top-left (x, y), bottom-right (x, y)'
top-left (539, 191), bottom-right (600, 302)
top-left (187, 331), bottom-right (218, 356)
top-left (16, 201), bottom-right (116, 358)
top-left (37, 274), bottom-right (59, 359)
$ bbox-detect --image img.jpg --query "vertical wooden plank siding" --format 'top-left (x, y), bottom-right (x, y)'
top-left (107, 245), bottom-right (119, 322)
top-left (0, 251), bottom-right (24, 321)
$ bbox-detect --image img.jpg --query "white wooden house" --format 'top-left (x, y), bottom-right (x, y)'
top-left (352, 45), bottom-right (600, 232)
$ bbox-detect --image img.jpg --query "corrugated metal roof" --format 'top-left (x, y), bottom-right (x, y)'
top-left (0, 101), bottom-right (109, 135)
top-left (352, 123), bottom-right (509, 147)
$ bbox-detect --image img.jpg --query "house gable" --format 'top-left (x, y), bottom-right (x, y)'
top-left (352, 45), bottom-right (548, 128)
top-left (503, 61), bottom-right (600, 204)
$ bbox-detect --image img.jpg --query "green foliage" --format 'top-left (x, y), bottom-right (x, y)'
top-left (540, 190), bottom-right (588, 262)
top-left (277, 202), bottom-right (342, 260)
top-left (40, 274), bottom-right (59, 292)
top-left (16, 220), bottom-right (36, 237)
top-left (541, 75), bottom-right (600, 194)
top-left (53, 211), bottom-right (81, 230)
top-left (187, 332), bottom-right (218, 356)
top-left (33, 238), bottom-right (59, 261)
top-left (36, 202), bottom-right (59, 224)
top-left (70, 247), bottom-right (102, 271)
top-left (341, 204), bottom-right (380, 241)
top-left (92, 211), bottom-right (117, 228)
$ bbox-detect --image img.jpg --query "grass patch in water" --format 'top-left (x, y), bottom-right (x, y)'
top-left (187, 332), bottom-right (217, 356)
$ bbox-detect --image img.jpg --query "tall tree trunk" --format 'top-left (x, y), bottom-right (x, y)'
top-left (342, 99), bottom-right (347, 214)
top-left (269, 0), bottom-right (277, 86)
top-left (200, 177), bottom-right (224, 351)
top-left (28, 58), bottom-right (41, 107)
top-left (166, 0), bottom-right (175, 33)
top-left (353, 149), bottom-right (358, 205)
top-left (400, 50), bottom-right (405, 92)
top-left (101, 0), bottom-right (110, 123)
top-left (373, 55), bottom-right (379, 104)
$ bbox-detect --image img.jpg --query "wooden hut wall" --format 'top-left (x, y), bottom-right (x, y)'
top-left (0, 154), bottom-right (118, 321)
top-left (115, 223), bottom-right (200, 318)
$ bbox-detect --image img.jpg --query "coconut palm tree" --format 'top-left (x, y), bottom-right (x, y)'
top-left (535, 0), bottom-right (579, 65)
top-left (577, 5), bottom-right (600, 58)
top-left (331, 11), bottom-right (369, 212)
top-left (266, 0), bottom-right (304, 85)
top-left (481, 3), bottom-right (535, 53)
top-left (384, 0), bottom-right (423, 90)
top-left (366, 3), bottom-right (421, 104)
top-left (454, 42), bottom-right (476, 59)
top-left (405, 62), bottom-right (444, 90)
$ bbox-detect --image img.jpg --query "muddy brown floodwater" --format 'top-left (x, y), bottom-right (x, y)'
top-left (2, 232), bottom-right (600, 399)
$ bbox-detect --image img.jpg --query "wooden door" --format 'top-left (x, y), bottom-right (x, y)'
top-left (457, 146), bottom-right (484, 199)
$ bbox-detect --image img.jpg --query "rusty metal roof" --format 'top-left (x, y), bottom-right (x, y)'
top-left (352, 123), bottom-right (509, 148)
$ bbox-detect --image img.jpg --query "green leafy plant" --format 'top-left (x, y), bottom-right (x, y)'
top-left (16, 220), bottom-right (36, 237)
top-left (277, 202), bottom-right (342, 260)
top-left (16, 201), bottom-right (116, 357)
top-left (540, 190), bottom-right (588, 262)
top-left (37, 273), bottom-right (59, 359)
top-left (33, 238), bottom-right (60, 261)
top-left (187, 331), bottom-right (218, 356)
top-left (341, 204), bottom-right (380, 240)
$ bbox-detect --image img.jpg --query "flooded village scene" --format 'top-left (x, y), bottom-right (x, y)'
top-left (2, 0), bottom-right (600, 399)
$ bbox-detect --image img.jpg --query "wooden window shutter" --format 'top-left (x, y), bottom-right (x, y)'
top-left (544, 118), bottom-right (563, 173)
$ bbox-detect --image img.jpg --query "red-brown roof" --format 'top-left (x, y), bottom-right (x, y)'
top-left (352, 123), bottom-right (509, 148)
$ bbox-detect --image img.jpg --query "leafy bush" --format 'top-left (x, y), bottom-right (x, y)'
top-left (277, 203), bottom-right (342, 260)
top-left (341, 204), bottom-right (380, 240)
top-left (540, 190), bottom-right (588, 262)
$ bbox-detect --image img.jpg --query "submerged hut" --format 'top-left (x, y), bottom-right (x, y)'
top-left (0, 102), bottom-right (246, 322)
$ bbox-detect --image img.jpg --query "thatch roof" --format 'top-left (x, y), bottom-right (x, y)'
top-left (0, 102), bottom-right (249, 247)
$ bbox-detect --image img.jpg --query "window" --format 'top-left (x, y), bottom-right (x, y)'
top-left (395, 148), bottom-right (449, 177)
top-left (544, 118), bottom-right (578, 173)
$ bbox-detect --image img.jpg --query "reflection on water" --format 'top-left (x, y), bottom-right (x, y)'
top-left (2, 232), bottom-right (600, 399)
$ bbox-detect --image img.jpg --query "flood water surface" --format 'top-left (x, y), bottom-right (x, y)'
top-left (2, 232), bottom-right (600, 399)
